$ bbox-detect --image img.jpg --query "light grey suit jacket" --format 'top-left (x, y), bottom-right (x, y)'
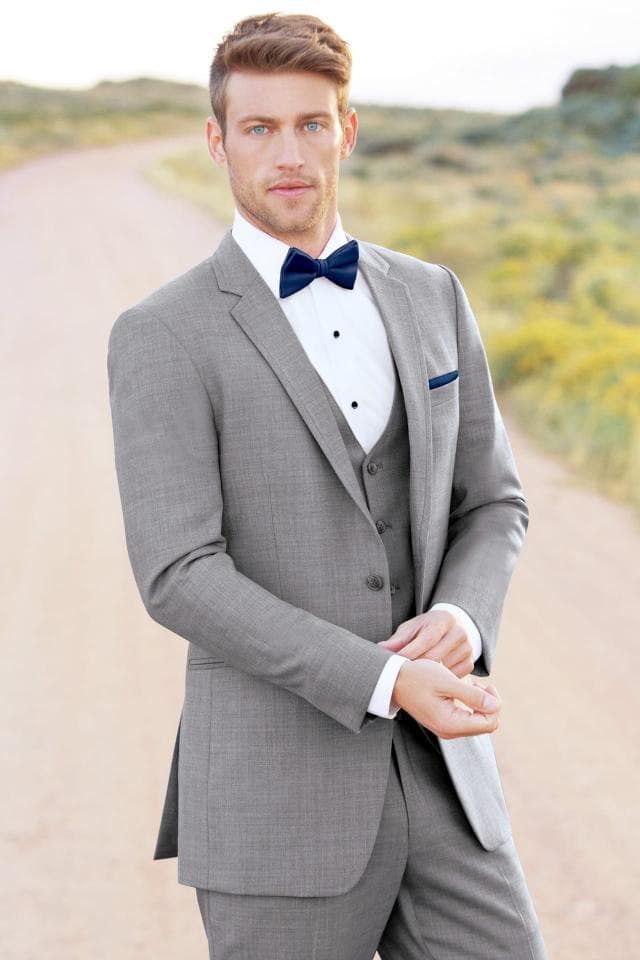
top-left (107, 230), bottom-right (529, 896)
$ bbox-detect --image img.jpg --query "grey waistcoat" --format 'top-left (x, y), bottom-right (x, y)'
top-left (317, 363), bottom-right (416, 633)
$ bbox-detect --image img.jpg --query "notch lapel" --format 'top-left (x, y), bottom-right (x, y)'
top-left (356, 241), bottom-right (434, 615)
top-left (211, 231), bottom-right (377, 533)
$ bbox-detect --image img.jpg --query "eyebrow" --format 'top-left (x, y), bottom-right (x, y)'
top-left (235, 111), bottom-right (334, 124)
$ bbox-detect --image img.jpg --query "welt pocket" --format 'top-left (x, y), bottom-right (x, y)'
top-left (427, 369), bottom-right (459, 406)
top-left (428, 369), bottom-right (458, 390)
top-left (187, 658), bottom-right (227, 670)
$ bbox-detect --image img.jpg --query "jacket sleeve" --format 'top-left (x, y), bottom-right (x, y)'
top-left (107, 306), bottom-right (395, 734)
top-left (427, 266), bottom-right (530, 676)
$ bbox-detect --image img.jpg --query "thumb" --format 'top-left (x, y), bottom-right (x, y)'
top-left (474, 681), bottom-right (499, 704)
top-left (452, 678), bottom-right (500, 713)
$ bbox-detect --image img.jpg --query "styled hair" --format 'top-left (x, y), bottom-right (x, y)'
top-left (209, 13), bottom-right (352, 139)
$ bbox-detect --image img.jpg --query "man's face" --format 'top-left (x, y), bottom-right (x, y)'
top-left (206, 70), bottom-right (357, 254)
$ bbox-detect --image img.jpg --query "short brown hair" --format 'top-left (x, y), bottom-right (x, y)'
top-left (209, 13), bottom-right (352, 139)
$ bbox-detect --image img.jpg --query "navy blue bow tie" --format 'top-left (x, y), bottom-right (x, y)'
top-left (279, 239), bottom-right (359, 298)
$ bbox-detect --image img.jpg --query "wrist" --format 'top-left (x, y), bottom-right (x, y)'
top-left (392, 659), bottom-right (413, 709)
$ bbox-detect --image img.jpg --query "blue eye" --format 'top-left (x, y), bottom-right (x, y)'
top-left (250, 125), bottom-right (268, 135)
top-left (306, 121), bottom-right (321, 132)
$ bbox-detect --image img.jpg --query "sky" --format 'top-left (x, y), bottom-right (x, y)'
top-left (3, 0), bottom-right (639, 113)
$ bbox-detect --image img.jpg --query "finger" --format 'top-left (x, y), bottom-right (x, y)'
top-left (438, 634), bottom-right (471, 666)
top-left (448, 677), bottom-right (500, 714)
top-left (380, 631), bottom-right (430, 656)
top-left (439, 703), bottom-right (500, 738)
top-left (378, 618), bottom-right (421, 650)
top-left (413, 614), bottom-right (469, 662)
top-left (448, 653), bottom-right (474, 678)
top-left (472, 680), bottom-right (500, 703)
top-left (392, 617), bottom-right (423, 642)
top-left (377, 634), bottom-right (411, 652)
top-left (398, 622), bottom-right (452, 660)
top-left (420, 633), bottom-right (463, 664)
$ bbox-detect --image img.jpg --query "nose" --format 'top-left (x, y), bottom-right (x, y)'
top-left (275, 129), bottom-right (304, 169)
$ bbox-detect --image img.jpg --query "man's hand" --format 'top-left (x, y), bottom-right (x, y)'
top-left (391, 659), bottom-right (501, 739)
top-left (378, 609), bottom-right (474, 678)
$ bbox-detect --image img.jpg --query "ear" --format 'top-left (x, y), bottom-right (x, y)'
top-left (339, 107), bottom-right (358, 160)
top-left (206, 116), bottom-right (227, 168)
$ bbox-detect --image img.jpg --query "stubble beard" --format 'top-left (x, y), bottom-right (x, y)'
top-left (228, 164), bottom-right (339, 241)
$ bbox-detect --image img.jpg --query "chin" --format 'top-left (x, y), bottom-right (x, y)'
top-left (268, 197), bottom-right (320, 224)
top-left (279, 206), bottom-right (323, 231)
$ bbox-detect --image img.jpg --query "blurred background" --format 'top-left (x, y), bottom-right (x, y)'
top-left (1, 1), bottom-right (639, 957)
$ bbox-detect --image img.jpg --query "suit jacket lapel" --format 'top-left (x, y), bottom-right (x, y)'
top-left (211, 231), bottom-right (376, 531)
top-left (356, 240), bottom-right (434, 614)
top-left (210, 230), bottom-right (434, 613)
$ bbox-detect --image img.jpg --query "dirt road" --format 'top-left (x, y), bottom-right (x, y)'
top-left (1, 135), bottom-right (637, 959)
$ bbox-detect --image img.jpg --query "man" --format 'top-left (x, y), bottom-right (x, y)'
top-left (107, 12), bottom-right (548, 959)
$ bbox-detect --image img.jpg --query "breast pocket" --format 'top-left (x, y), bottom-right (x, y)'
top-left (427, 369), bottom-right (459, 407)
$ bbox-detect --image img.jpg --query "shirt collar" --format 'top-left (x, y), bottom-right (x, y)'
top-left (231, 206), bottom-right (349, 300)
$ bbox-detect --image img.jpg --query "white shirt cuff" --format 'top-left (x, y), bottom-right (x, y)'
top-left (429, 602), bottom-right (483, 662)
top-left (367, 605), bottom-right (482, 719)
top-left (366, 654), bottom-right (409, 718)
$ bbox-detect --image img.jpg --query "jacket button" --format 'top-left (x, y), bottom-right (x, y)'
top-left (366, 574), bottom-right (384, 591)
top-left (366, 461), bottom-right (380, 475)
top-left (375, 519), bottom-right (387, 534)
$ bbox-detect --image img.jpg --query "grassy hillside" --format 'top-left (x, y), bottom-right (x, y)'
top-left (0, 77), bottom-right (207, 168)
top-left (3, 67), bottom-right (639, 514)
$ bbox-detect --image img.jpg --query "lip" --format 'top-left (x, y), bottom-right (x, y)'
top-left (269, 183), bottom-right (312, 197)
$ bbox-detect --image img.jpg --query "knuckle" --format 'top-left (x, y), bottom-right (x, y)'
top-left (433, 609), bottom-right (454, 624)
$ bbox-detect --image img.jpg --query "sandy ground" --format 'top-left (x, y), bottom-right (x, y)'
top-left (1, 135), bottom-right (638, 960)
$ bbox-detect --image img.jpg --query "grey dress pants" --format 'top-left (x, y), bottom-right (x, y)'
top-left (195, 711), bottom-right (548, 960)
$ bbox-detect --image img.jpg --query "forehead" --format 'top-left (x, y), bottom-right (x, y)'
top-left (224, 70), bottom-right (340, 120)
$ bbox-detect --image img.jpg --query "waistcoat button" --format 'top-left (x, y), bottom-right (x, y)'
top-left (366, 461), bottom-right (380, 475)
top-left (375, 519), bottom-right (387, 534)
top-left (366, 574), bottom-right (384, 591)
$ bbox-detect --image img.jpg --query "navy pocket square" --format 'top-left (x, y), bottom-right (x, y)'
top-left (428, 369), bottom-right (459, 390)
